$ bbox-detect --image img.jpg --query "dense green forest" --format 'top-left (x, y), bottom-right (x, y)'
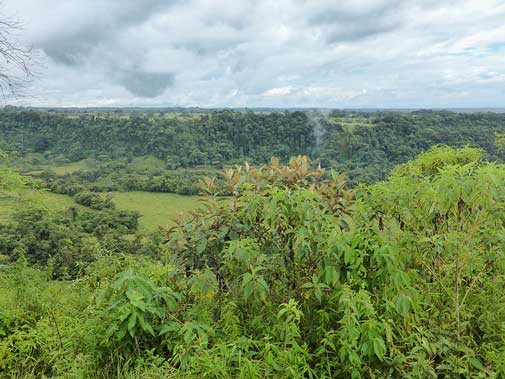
top-left (2, 109), bottom-right (505, 190)
top-left (2, 109), bottom-right (505, 378)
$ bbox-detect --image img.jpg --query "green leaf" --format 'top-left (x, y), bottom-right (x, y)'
top-left (467, 356), bottom-right (484, 370)
top-left (344, 246), bottom-right (354, 265)
top-left (242, 272), bottom-right (254, 300)
top-left (159, 321), bottom-right (181, 336)
top-left (127, 313), bottom-right (137, 337)
top-left (197, 238), bottom-right (207, 254)
top-left (137, 312), bottom-right (155, 336)
top-left (394, 293), bottom-right (410, 317)
top-left (117, 324), bottom-right (127, 340)
top-left (373, 337), bottom-right (386, 360)
top-left (348, 350), bottom-right (361, 365)
top-left (243, 283), bottom-right (253, 300)
top-left (324, 265), bottom-right (339, 286)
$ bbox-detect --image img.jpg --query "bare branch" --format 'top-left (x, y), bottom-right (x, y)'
top-left (0, 6), bottom-right (40, 99)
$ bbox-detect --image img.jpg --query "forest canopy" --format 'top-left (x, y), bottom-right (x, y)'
top-left (2, 108), bottom-right (505, 185)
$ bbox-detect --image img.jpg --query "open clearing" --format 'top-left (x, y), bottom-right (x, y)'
top-left (1, 190), bottom-right (201, 233)
top-left (0, 190), bottom-right (86, 223)
top-left (106, 192), bottom-right (202, 232)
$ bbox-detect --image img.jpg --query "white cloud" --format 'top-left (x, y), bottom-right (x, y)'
top-left (262, 87), bottom-right (293, 97)
top-left (2, 0), bottom-right (505, 107)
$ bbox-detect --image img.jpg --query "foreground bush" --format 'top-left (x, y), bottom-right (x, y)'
top-left (2, 149), bottom-right (505, 378)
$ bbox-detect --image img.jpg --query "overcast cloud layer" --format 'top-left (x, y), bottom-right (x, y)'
top-left (4, 0), bottom-right (505, 108)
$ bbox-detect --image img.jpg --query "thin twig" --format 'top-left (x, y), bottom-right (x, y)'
top-left (48, 308), bottom-right (64, 350)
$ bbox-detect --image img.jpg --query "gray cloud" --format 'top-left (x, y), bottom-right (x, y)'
top-left (41, 35), bottom-right (100, 66)
top-left (302, 0), bottom-right (405, 43)
top-left (37, 0), bottom-right (175, 63)
top-left (116, 71), bottom-right (175, 98)
top-left (305, 0), bottom-right (400, 27)
top-left (323, 21), bottom-right (399, 43)
top-left (3, 0), bottom-right (505, 107)
top-left (22, 0), bottom-right (179, 96)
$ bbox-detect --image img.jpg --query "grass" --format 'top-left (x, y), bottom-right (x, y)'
top-left (21, 159), bottom-right (96, 176)
top-left (129, 156), bottom-right (166, 172)
top-left (0, 189), bottom-right (202, 234)
top-left (106, 192), bottom-right (203, 233)
top-left (0, 190), bottom-right (87, 223)
top-left (50, 159), bottom-right (95, 175)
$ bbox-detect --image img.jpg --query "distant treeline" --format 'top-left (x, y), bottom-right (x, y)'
top-left (1, 109), bottom-right (504, 183)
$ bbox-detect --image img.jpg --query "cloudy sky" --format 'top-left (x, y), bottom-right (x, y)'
top-left (3, 0), bottom-right (505, 108)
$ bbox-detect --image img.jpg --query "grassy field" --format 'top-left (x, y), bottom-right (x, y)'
top-left (0, 189), bottom-right (202, 234)
top-left (22, 159), bottom-right (95, 176)
top-left (50, 159), bottom-right (95, 175)
top-left (107, 192), bottom-right (203, 233)
top-left (0, 190), bottom-right (86, 223)
top-left (129, 156), bottom-right (166, 172)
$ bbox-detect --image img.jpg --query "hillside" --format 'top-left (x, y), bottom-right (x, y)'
top-left (2, 109), bottom-right (505, 185)
top-left (2, 147), bottom-right (505, 378)
top-left (2, 109), bottom-right (505, 378)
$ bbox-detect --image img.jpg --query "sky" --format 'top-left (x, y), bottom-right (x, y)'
top-left (3, 0), bottom-right (505, 108)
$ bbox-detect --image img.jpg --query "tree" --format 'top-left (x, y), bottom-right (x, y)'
top-left (0, 7), bottom-right (37, 98)
top-left (495, 131), bottom-right (505, 161)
